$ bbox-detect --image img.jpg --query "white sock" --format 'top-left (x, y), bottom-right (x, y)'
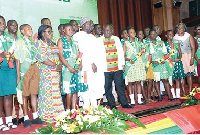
top-left (129, 94), bottom-right (135, 104)
top-left (24, 115), bottom-right (29, 121)
top-left (81, 92), bottom-right (90, 109)
top-left (5, 116), bottom-right (12, 124)
top-left (176, 88), bottom-right (180, 98)
top-left (0, 117), bottom-right (3, 125)
top-left (160, 82), bottom-right (165, 92)
top-left (32, 112), bottom-right (38, 119)
top-left (138, 94), bottom-right (143, 104)
top-left (171, 88), bottom-right (176, 98)
top-left (90, 97), bottom-right (98, 108)
top-left (141, 81), bottom-right (143, 86)
top-left (160, 91), bottom-right (163, 95)
top-left (103, 94), bottom-right (108, 102)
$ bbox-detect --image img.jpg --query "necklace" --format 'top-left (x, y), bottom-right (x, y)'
top-left (129, 38), bottom-right (136, 47)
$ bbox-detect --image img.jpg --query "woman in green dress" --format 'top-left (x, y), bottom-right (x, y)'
top-left (149, 29), bottom-right (173, 101)
top-left (124, 27), bottom-right (146, 106)
top-left (58, 23), bottom-right (80, 110)
top-left (165, 30), bottom-right (185, 99)
top-left (0, 16), bottom-right (19, 131)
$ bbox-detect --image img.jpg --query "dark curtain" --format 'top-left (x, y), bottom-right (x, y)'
top-left (97, 0), bottom-right (152, 37)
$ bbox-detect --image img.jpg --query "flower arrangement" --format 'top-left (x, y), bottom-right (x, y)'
top-left (33, 106), bottom-right (146, 134)
top-left (180, 87), bottom-right (200, 105)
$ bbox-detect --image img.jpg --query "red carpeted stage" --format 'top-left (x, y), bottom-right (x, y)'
top-left (1, 98), bottom-right (200, 134)
top-left (1, 84), bottom-right (200, 134)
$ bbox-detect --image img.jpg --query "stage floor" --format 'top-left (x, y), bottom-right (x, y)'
top-left (1, 83), bottom-right (200, 134)
top-left (0, 96), bottom-right (181, 134)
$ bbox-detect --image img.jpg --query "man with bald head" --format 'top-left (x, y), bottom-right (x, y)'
top-left (33, 18), bottom-right (52, 43)
top-left (69, 20), bottom-right (79, 35)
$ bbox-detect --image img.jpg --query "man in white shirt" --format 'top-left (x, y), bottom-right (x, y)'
top-left (73, 17), bottom-right (105, 109)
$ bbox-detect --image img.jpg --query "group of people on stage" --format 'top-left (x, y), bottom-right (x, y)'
top-left (0, 14), bottom-right (200, 131)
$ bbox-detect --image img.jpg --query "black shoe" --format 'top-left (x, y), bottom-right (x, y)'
top-left (168, 98), bottom-right (175, 101)
top-left (155, 96), bottom-right (159, 99)
top-left (122, 104), bottom-right (134, 108)
top-left (18, 117), bottom-right (24, 124)
top-left (31, 118), bottom-right (45, 124)
top-left (110, 105), bottom-right (117, 110)
top-left (24, 120), bottom-right (31, 128)
top-left (131, 104), bottom-right (135, 108)
top-left (161, 94), bottom-right (168, 96)
top-left (158, 98), bottom-right (162, 102)
top-left (102, 102), bottom-right (109, 107)
top-left (12, 118), bottom-right (18, 125)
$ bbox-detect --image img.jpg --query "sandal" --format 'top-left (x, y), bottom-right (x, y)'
top-left (146, 99), bottom-right (151, 103)
top-left (7, 122), bottom-right (17, 129)
top-left (149, 99), bottom-right (157, 103)
top-left (0, 124), bottom-right (9, 131)
top-left (146, 99), bottom-right (157, 103)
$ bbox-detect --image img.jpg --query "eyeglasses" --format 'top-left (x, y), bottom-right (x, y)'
top-left (44, 30), bottom-right (53, 34)
top-left (196, 29), bottom-right (200, 31)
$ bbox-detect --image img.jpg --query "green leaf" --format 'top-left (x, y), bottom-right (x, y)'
top-left (98, 105), bottom-right (103, 111)
top-left (197, 100), bottom-right (200, 104)
top-left (102, 125), bottom-right (126, 134)
top-left (115, 120), bottom-right (130, 130)
top-left (84, 125), bottom-right (101, 134)
top-left (45, 123), bottom-right (53, 132)
top-left (37, 128), bottom-right (51, 134)
top-left (112, 109), bottom-right (146, 128)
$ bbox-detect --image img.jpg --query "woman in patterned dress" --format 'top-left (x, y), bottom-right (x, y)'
top-left (35, 25), bottom-right (64, 122)
top-left (174, 23), bottom-right (195, 92)
top-left (124, 26), bottom-right (146, 106)
top-left (165, 30), bottom-right (185, 99)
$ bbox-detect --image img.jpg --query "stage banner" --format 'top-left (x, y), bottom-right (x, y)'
top-left (0, 0), bottom-right (98, 37)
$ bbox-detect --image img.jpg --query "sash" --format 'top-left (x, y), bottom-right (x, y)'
top-left (1, 35), bottom-right (15, 69)
top-left (146, 54), bottom-right (152, 69)
top-left (170, 43), bottom-right (175, 61)
top-left (74, 52), bottom-right (83, 70)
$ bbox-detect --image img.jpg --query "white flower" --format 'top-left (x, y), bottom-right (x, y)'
top-left (83, 115), bottom-right (100, 124)
top-left (55, 111), bottom-right (69, 121)
top-left (71, 109), bottom-right (77, 114)
top-left (83, 115), bottom-right (90, 121)
top-left (104, 108), bottom-right (113, 114)
top-left (61, 123), bottom-right (69, 131)
top-left (78, 121), bottom-right (83, 126)
top-left (89, 116), bottom-right (100, 124)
